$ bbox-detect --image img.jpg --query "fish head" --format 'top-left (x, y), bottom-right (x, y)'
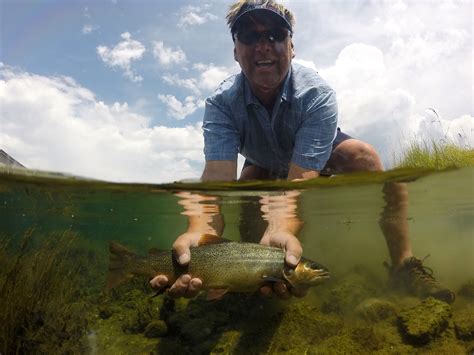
top-left (282, 257), bottom-right (330, 288)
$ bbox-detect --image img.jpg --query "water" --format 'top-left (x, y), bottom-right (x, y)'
top-left (1, 166), bottom-right (473, 354)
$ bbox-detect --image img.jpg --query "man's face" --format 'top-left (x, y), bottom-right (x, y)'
top-left (234, 19), bottom-right (294, 96)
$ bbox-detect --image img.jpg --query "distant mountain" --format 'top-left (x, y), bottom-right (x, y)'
top-left (0, 150), bottom-right (25, 168)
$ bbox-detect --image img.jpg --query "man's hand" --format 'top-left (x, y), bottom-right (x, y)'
top-left (149, 232), bottom-right (203, 298)
top-left (259, 230), bottom-right (307, 299)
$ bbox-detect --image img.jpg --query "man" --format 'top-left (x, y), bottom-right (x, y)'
top-left (151, 0), bottom-right (454, 303)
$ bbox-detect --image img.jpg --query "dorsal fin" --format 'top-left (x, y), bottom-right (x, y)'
top-left (198, 234), bottom-right (232, 246)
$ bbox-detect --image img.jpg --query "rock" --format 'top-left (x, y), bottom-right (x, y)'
top-left (398, 297), bottom-right (452, 345)
top-left (321, 274), bottom-right (377, 314)
top-left (180, 319), bottom-right (213, 344)
top-left (165, 297), bottom-right (231, 345)
top-left (120, 298), bottom-right (160, 334)
top-left (453, 306), bottom-right (474, 340)
top-left (355, 298), bottom-right (398, 322)
top-left (98, 306), bottom-right (113, 320)
top-left (144, 320), bottom-right (167, 338)
top-left (458, 279), bottom-right (474, 299)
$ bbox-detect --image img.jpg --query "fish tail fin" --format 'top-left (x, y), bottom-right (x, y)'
top-left (106, 241), bottom-right (137, 290)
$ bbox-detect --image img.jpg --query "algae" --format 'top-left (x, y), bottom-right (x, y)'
top-left (398, 297), bottom-right (453, 345)
top-left (453, 306), bottom-right (474, 341)
top-left (354, 298), bottom-right (398, 322)
top-left (0, 230), bottom-right (100, 354)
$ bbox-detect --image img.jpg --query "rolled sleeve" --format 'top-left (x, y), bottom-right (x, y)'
top-left (291, 89), bottom-right (338, 171)
top-left (202, 96), bottom-right (240, 161)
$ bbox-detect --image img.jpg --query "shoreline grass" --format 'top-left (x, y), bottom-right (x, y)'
top-left (395, 142), bottom-right (474, 170)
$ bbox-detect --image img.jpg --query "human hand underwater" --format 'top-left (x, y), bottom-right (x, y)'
top-left (259, 230), bottom-right (307, 299)
top-left (149, 232), bottom-right (203, 298)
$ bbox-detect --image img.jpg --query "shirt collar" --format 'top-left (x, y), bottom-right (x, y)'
top-left (243, 65), bottom-right (293, 106)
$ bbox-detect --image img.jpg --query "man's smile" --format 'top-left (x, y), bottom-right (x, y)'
top-left (255, 60), bottom-right (276, 68)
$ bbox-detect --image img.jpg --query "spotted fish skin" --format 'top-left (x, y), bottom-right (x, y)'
top-left (107, 238), bottom-right (329, 295)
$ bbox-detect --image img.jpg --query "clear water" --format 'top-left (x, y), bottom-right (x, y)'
top-left (1, 166), bottom-right (473, 354)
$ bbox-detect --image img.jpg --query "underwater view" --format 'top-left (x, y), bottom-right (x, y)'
top-left (1, 165), bottom-right (473, 354)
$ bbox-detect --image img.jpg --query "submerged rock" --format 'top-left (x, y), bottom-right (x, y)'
top-left (120, 296), bottom-right (160, 334)
top-left (144, 320), bottom-right (167, 338)
top-left (321, 274), bottom-right (377, 315)
top-left (355, 298), bottom-right (398, 322)
top-left (453, 306), bottom-right (474, 340)
top-left (266, 302), bottom-right (344, 353)
top-left (398, 297), bottom-right (452, 345)
top-left (458, 279), bottom-right (474, 299)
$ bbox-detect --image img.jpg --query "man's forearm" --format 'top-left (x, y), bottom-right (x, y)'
top-left (260, 191), bottom-right (303, 235)
top-left (201, 160), bottom-right (237, 181)
top-left (176, 192), bottom-right (224, 236)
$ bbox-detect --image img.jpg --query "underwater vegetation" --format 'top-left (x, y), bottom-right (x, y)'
top-left (0, 241), bottom-right (472, 353)
top-left (88, 264), bottom-right (474, 354)
top-left (0, 230), bottom-right (104, 354)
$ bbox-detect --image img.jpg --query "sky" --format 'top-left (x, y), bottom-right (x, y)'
top-left (0, 0), bottom-right (472, 183)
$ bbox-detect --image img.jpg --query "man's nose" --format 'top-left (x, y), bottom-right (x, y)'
top-left (255, 35), bottom-right (273, 50)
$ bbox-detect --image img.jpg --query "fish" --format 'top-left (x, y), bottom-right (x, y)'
top-left (107, 234), bottom-right (330, 300)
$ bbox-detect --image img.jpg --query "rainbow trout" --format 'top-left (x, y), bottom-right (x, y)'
top-left (107, 235), bottom-right (330, 299)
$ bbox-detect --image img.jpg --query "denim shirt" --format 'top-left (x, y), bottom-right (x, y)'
top-left (202, 63), bottom-right (338, 178)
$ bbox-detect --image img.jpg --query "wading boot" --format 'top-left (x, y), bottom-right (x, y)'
top-left (385, 256), bottom-right (455, 304)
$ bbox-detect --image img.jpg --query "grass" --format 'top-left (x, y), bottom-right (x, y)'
top-left (0, 230), bottom-right (101, 354)
top-left (396, 141), bottom-right (474, 170)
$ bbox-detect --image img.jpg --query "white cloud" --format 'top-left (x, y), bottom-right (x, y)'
top-left (319, 43), bottom-right (473, 167)
top-left (194, 63), bottom-right (234, 91)
top-left (162, 63), bottom-right (236, 97)
top-left (286, 0), bottom-right (472, 167)
top-left (152, 41), bottom-right (186, 66)
top-left (82, 24), bottom-right (99, 34)
top-left (0, 66), bottom-right (204, 183)
top-left (177, 5), bottom-right (218, 29)
top-left (97, 32), bottom-right (145, 82)
top-left (162, 74), bottom-right (200, 95)
top-left (158, 94), bottom-right (204, 120)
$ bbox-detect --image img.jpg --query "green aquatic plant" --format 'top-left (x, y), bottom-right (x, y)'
top-left (396, 141), bottom-right (474, 169)
top-left (0, 230), bottom-right (95, 354)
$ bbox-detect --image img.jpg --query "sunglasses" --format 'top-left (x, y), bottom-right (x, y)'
top-left (233, 28), bottom-right (292, 45)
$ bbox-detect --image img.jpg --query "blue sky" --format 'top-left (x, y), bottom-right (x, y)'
top-left (1, 0), bottom-right (472, 182)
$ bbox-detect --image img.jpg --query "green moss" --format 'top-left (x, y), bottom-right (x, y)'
top-left (144, 320), bottom-right (168, 338)
top-left (266, 302), bottom-right (344, 353)
top-left (398, 297), bottom-right (453, 345)
top-left (321, 273), bottom-right (377, 315)
top-left (354, 298), bottom-right (398, 322)
top-left (454, 306), bottom-right (474, 341)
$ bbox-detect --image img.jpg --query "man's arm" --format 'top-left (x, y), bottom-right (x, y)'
top-left (288, 162), bottom-right (319, 180)
top-left (258, 163), bottom-right (320, 298)
top-left (150, 192), bottom-right (223, 298)
top-left (201, 160), bottom-right (237, 181)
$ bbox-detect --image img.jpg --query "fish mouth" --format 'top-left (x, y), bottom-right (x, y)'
top-left (311, 270), bottom-right (330, 283)
top-left (317, 271), bottom-right (331, 279)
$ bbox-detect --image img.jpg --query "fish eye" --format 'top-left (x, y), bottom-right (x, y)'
top-left (309, 262), bottom-right (322, 270)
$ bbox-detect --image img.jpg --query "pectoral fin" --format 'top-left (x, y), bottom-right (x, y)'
top-left (206, 288), bottom-right (229, 300)
top-left (261, 275), bottom-right (285, 283)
